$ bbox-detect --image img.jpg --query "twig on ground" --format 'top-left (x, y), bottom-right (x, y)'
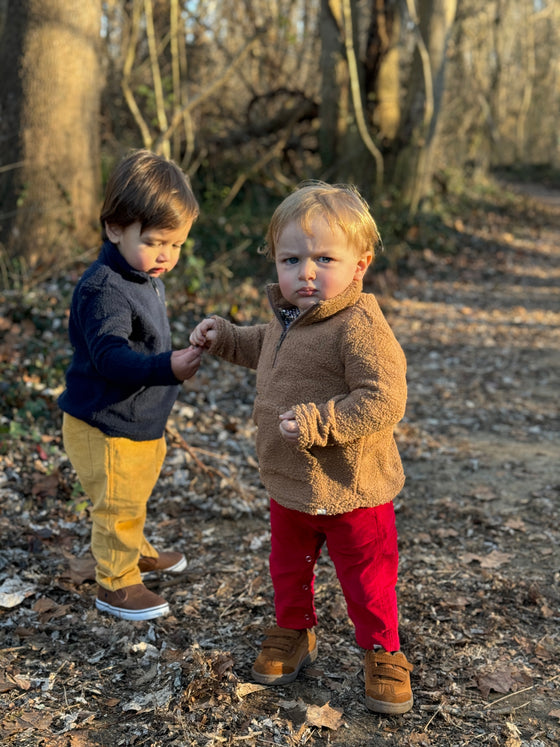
top-left (166, 425), bottom-right (223, 478)
top-left (482, 672), bottom-right (560, 710)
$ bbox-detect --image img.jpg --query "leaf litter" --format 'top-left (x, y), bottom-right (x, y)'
top-left (0, 183), bottom-right (559, 745)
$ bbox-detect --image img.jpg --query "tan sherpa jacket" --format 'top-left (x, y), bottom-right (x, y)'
top-left (206, 280), bottom-right (407, 515)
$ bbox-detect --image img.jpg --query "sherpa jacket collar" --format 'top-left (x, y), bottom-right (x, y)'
top-left (265, 279), bottom-right (364, 326)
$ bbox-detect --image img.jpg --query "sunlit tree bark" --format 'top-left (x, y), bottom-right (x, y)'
top-left (0, 0), bottom-right (102, 277)
top-left (319, 0), bottom-right (380, 188)
top-left (392, 0), bottom-right (457, 212)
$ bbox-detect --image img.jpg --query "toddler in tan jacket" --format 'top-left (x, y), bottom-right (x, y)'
top-left (190, 181), bottom-right (413, 714)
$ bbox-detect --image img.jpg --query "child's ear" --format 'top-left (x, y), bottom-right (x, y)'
top-left (354, 251), bottom-right (373, 281)
top-left (105, 223), bottom-right (122, 244)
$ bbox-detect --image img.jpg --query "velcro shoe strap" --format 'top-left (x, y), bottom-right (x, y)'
top-left (262, 628), bottom-right (302, 655)
top-left (370, 664), bottom-right (410, 682)
top-left (370, 652), bottom-right (414, 673)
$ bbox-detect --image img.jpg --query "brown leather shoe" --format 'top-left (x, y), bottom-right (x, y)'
top-left (251, 626), bottom-right (317, 685)
top-left (138, 551), bottom-right (187, 575)
top-left (364, 649), bottom-right (413, 714)
top-left (95, 583), bottom-right (170, 621)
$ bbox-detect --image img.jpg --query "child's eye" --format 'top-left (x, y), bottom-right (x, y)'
top-left (284, 257), bottom-right (299, 265)
top-left (318, 256), bottom-right (333, 263)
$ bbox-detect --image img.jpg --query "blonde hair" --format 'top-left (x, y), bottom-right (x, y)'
top-left (264, 181), bottom-right (381, 260)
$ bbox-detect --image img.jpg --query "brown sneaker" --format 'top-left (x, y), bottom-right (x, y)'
top-left (364, 649), bottom-right (413, 714)
top-left (95, 583), bottom-right (170, 621)
top-left (138, 551), bottom-right (187, 576)
top-left (251, 626), bottom-right (317, 685)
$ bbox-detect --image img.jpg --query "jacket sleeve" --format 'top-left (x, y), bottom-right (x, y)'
top-left (207, 316), bottom-right (266, 370)
top-left (76, 282), bottom-right (178, 387)
top-left (293, 305), bottom-right (407, 449)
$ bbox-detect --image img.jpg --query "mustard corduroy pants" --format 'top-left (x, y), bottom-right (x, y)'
top-left (62, 413), bottom-right (166, 591)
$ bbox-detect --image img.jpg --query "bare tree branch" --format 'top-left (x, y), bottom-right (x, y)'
top-left (405, 0), bottom-right (434, 129)
top-left (121, 0), bottom-right (152, 149)
top-left (153, 32), bottom-right (265, 152)
top-left (144, 0), bottom-right (169, 157)
top-left (221, 135), bottom-right (290, 209)
top-left (342, 0), bottom-right (384, 190)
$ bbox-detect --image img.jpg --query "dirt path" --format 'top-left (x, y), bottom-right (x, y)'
top-left (0, 184), bottom-right (559, 746)
top-left (377, 183), bottom-right (560, 744)
top-left (390, 180), bottom-right (559, 575)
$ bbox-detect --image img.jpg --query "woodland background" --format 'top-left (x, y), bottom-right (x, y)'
top-left (0, 2), bottom-right (559, 746)
top-left (0, 0), bottom-right (559, 281)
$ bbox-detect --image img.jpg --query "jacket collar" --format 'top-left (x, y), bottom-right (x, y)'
top-left (99, 240), bottom-right (151, 284)
top-left (266, 280), bottom-right (363, 326)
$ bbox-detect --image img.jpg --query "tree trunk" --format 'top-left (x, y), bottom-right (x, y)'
top-left (365, 0), bottom-right (402, 143)
top-left (319, 0), bottom-right (369, 186)
top-left (392, 0), bottom-right (457, 213)
top-left (319, 0), bottom-right (348, 177)
top-left (0, 0), bottom-right (102, 277)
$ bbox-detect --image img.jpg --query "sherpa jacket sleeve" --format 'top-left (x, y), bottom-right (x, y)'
top-left (74, 277), bottom-right (179, 387)
top-left (292, 299), bottom-right (407, 449)
top-left (207, 316), bottom-right (267, 370)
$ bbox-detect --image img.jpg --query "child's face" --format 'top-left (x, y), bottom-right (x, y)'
top-left (105, 221), bottom-right (192, 277)
top-left (274, 217), bottom-right (372, 311)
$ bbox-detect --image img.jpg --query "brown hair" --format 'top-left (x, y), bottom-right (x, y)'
top-left (264, 181), bottom-right (381, 260)
top-left (100, 150), bottom-right (199, 240)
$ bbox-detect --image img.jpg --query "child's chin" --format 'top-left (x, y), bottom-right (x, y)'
top-left (297, 297), bottom-right (320, 311)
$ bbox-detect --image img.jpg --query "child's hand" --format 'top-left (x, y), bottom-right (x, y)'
top-left (171, 345), bottom-right (202, 381)
top-left (279, 410), bottom-right (300, 442)
top-left (189, 318), bottom-right (217, 348)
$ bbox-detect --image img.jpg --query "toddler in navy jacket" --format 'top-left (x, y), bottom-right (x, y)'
top-left (59, 149), bottom-right (201, 620)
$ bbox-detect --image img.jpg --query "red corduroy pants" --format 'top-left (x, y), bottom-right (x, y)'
top-left (269, 498), bottom-right (401, 651)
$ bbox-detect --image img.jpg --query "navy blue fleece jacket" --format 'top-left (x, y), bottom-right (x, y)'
top-left (58, 241), bottom-right (180, 440)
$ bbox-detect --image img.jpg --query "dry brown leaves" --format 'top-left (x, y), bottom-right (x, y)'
top-left (1, 184), bottom-right (559, 745)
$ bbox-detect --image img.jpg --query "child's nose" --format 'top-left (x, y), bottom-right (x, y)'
top-left (157, 246), bottom-right (171, 262)
top-left (299, 260), bottom-right (315, 280)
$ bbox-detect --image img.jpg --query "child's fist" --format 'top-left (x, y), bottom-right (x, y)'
top-left (279, 410), bottom-right (300, 442)
top-left (190, 318), bottom-right (217, 348)
top-left (171, 345), bottom-right (202, 381)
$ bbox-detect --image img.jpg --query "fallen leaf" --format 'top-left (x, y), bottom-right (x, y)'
top-left (0, 673), bottom-right (32, 693)
top-left (441, 595), bottom-right (470, 609)
top-left (64, 553), bottom-right (96, 583)
top-left (476, 664), bottom-right (533, 698)
top-left (33, 596), bottom-right (59, 613)
top-left (304, 702), bottom-right (344, 730)
top-left (278, 698), bottom-right (300, 709)
top-left (504, 518), bottom-right (526, 531)
top-left (236, 682), bottom-right (268, 697)
top-left (477, 667), bottom-right (515, 698)
top-left (13, 711), bottom-right (54, 730)
top-left (31, 470), bottom-right (60, 498)
top-left (0, 578), bottom-right (37, 608)
top-left (504, 721), bottom-right (522, 747)
top-left (211, 653), bottom-right (234, 677)
top-left (460, 550), bottom-right (512, 569)
top-left (471, 485), bottom-right (497, 501)
top-left (480, 550), bottom-right (513, 568)
top-left (434, 527), bottom-right (459, 538)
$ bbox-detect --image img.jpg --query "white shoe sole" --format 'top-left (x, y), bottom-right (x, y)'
top-left (140, 555), bottom-right (187, 578)
top-left (95, 598), bottom-right (170, 621)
